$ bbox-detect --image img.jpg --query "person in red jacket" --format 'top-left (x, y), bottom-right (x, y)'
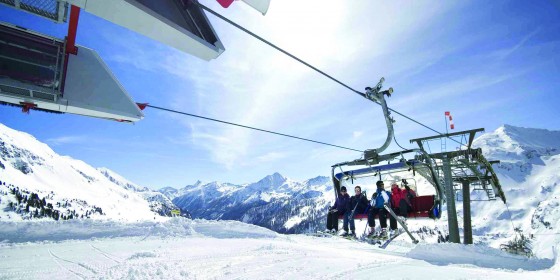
top-left (389, 183), bottom-right (403, 232)
top-left (400, 180), bottom-right (417, 218)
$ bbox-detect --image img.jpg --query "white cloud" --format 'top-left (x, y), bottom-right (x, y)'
top-left (45, 136), bottom-right (86, 146)
top-left (495, 28), bottom-right (541, 61)
top-left (255, 152), bottom-right (287, 163)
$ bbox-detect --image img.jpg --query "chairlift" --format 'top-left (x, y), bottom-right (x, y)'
top-left (332, 153), bottom-right (442, 220)
top-left (330, 77), bottom-right (443, 219)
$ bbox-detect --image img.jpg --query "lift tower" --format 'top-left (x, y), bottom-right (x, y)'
top-left (410, 128), bottom-right (506, 244)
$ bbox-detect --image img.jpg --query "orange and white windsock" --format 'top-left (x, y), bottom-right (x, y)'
top-left (445, 111), bottom-right (455, 130)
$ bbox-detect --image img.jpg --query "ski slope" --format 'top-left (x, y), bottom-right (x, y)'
top-left (0, 218), bottom-right (557, 279)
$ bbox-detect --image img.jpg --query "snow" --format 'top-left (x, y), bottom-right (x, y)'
top-left (0, 218), bottom-right (557, 279)
top-left (407, 243), bottom-right (555, 271)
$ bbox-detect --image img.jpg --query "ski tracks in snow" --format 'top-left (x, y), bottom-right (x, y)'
top-left (89, 244), bottom-right (122, 264)
top-left (46, 243), bottom-right (127, 279)
top-left (48, 249), bottom-right (89, 280)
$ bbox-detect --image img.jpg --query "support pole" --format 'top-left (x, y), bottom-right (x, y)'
top-left (65, 5), bottom-right (80, 55)
top-left (462, 180), bottom-right (472, 244)
top-left (442, 156), bottom-right (460, 243)
top-left (61, 5), bottom-right (80, 95)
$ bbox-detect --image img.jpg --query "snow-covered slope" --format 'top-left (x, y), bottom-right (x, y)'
top-left (97, 167), bottom-right (181, 217)
top-left (0, 123), bottom-right (165, 222)
top-left (0, 218), bottom-right (557, 279)
top-left (170, 173), bottom-right (333, 233)
top-left (468, 125), bottom-right (560, 258)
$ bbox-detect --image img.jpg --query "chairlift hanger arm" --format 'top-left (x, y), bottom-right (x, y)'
top-left (362, 77), bottom-right (395, 159)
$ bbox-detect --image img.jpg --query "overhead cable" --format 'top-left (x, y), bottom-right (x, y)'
top-left (146, 104), bottom-right (364, 153)
top-left (195, 1), bottom-right (467, 148)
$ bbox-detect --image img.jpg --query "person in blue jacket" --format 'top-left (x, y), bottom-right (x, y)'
top-left (367, 180), bottom-right (392, 237)
top-left (326, 186), bottom-right (350, 233)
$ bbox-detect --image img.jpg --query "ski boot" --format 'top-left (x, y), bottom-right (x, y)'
top-left (379, 229), bottom-right (388, 240)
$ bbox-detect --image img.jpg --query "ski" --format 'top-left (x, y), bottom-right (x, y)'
top-left (378, 230), bottom-right (404, 249)
top-left (383, 204), bottom-right (419, 244)
top-left (307, 230), bottom-right (336, 238)
top-left (364, 236), bottom-right (382, 245)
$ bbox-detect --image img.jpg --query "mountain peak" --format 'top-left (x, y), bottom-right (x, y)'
top-left (251, 172), bottom-right (287, 189)
top-left (305, 176), bottom-right (330, 186)
top-left (474, 124), bottom-right (560, 164)
top-left (264, 172), bottom-right (286, 182)
top-left (497, 124), bottom-right (560, 151)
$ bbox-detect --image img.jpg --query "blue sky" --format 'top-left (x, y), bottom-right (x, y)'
top-left (1, 0), bottom-right (559, 189)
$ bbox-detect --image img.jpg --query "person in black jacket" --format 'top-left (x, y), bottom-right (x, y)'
top-left (343, 186), bottom-right (368, 236)
top-left (326, 186), bottom-right (350, 233)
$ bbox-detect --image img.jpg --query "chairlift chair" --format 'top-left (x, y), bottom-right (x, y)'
top-left (332, 154), bottom-right (442, 220)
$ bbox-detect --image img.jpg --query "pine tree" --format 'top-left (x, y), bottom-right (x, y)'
top-left (500, 228), bottom-right (534, 257)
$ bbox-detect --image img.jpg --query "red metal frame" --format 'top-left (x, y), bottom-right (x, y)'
top-left (66, 5), bottom-right (80, 55)
top-left (20, 102), bottom-right (37, 114)
top-left (61, 5), bottom-right (80, 94)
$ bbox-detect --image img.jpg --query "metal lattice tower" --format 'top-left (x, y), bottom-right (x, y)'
top-left (410, 128), bottom-right (506, 244)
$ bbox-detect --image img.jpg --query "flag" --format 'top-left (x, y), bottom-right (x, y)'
top-left (216, 0), bottom-right (271, 15)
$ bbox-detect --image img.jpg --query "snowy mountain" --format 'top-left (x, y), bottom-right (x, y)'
top-left (168, 124), bottom-right (560, 259)
top-left (158, 186), bottom-right (179, 200)
top-left (96, 167), bottom-right (182, 217)
top-left (468, 125), bottom-right (560, 257)
top-left (0, 123), bottom-right (178, 221)
top-left (170, 173), bottom-right (333, 233)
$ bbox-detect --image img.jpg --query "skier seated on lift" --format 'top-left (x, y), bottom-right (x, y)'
top-left (325, 186), bottom-right (350, 233)
top-left (367, 181), bottom-right (392, 238)
top-left (400, 179), bottom-right (417, 218)
top-left (342, 186), bottom-right (368, 237)
top-left (388, 183), bottom-right (403, 231)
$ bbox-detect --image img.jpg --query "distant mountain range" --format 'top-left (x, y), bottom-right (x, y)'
top-left (169, 173), bottom-right (332, 233)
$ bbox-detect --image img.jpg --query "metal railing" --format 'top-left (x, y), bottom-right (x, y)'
top-left (0, 0), bottom-right (68, 22)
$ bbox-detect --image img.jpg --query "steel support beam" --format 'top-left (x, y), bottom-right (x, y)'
top-left (61, 5), bottom-right (80, 94)
top-left (442, 156), bottom-right (460, 243)
top-left (462, 180), bottom-right (473, 244)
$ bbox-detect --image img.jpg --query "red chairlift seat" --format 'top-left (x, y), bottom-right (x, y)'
top-left (409, 195), bottom-right (436, 218)
top-left (336, 195), bottom-right (437, 220)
